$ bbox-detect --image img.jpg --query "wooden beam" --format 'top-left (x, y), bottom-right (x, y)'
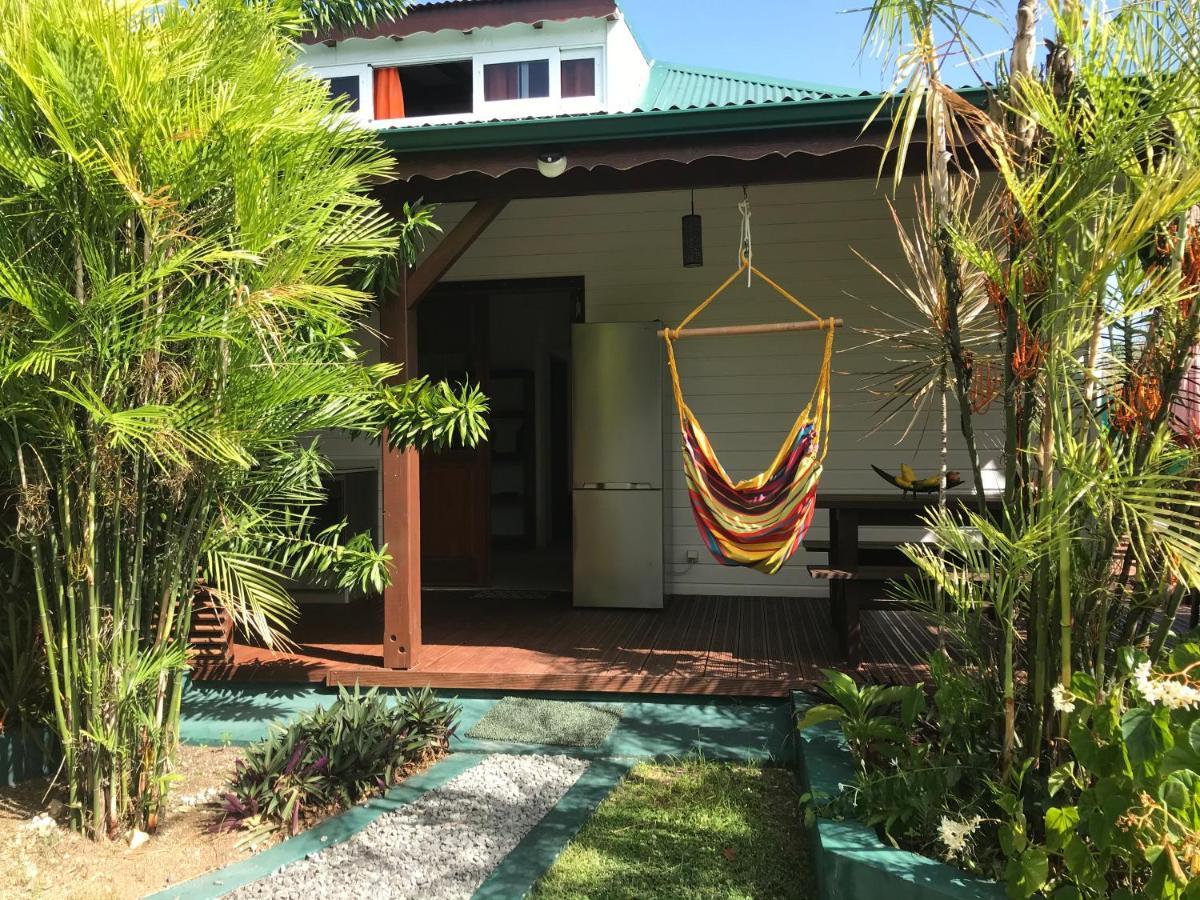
top-left (658, 319), bottom-right (843, 340)
top-left (379, 269), bottom-right (421, 669)
top-left (405, 197), bottom-right (508, 308)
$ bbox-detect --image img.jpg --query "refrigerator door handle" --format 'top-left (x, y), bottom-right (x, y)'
top-left (581, 482), bottom-right (602, 490)
top-left (632, 482), bottom-right (655, 490)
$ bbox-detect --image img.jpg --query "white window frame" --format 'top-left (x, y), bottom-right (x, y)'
top-left (304, 45), bottom-right (607, 128)
top-left (307, 63), bottom-right (372, 124)
top-left (473, 48), bottom-right (561, 116)
top-left (559, 46), bottom-right (605, 110)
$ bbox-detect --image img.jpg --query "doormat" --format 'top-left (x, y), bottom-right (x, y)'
top-left (466, 697), bottom-right (624, 748)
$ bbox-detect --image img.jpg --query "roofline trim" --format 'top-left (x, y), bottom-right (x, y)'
top-left (306, 0), bottom-right (617, 45)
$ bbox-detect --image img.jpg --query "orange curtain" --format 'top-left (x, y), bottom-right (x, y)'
top-left (373, 67), bottom-right (405, 119)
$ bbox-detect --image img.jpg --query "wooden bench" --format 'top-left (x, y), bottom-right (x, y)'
top-left (812, 493), bottom-right (1005, 668)
top-left (808, 565), bottom-right (919, 664)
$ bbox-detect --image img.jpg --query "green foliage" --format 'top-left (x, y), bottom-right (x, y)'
top-left (218, 686), bottom-right (460, 842)
top-left (1016, 646), bottom-right (1200, 899)
top-left (797, 668), bottom-right (925, 766)
top-left (829, 0), bottom-right (1200, 894)
top-left (801, 661), bottom-right (1003, 869)
top-left (807, 645), bottom-right (1200, 896)
top-left (0, 0), bottom-right (486, 838)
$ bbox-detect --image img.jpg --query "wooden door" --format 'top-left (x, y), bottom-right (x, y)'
top-left (418, 290), bottom-right (490, 586)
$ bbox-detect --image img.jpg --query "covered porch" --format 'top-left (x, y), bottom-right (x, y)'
top-left (192, 93), bottom-right (991, 696)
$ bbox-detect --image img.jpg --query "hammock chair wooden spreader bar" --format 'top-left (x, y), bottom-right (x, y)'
top-left (656, 318), bottom-right (843, 339)
top-left (664, 255), bottom-right (840, 575)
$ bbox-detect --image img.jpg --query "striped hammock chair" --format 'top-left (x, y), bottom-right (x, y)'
top-left (663, 261), bottom-right (835, 575)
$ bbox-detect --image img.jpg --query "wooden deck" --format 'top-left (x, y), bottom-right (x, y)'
top-left (192, 592), bottom-right (938, 696)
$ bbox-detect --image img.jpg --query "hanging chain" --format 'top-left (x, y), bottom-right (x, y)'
top-left (738, 189), bottom-right (753, 286)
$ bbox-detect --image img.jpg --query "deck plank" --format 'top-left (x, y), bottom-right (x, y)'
top-left (196, 592), bottom-right (933, 695)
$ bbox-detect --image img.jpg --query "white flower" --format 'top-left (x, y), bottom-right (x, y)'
top-left (938, 815), bottom-right (982, 857)
top-left (1051, 683), bottom-right (1076, 714)
top-left (1133, 660), bottom-right (1200, 711)
top-left (1134, 660), bottom-right (1155, 694)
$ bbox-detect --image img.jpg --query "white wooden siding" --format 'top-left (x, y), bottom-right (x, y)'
top-left (325, 178), bottom-right (1002, 597)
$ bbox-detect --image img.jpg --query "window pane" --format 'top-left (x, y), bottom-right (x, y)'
top-left (524, 59), bottom-right (549, 98)
top-left (561, 58), bottom-right (596, 98)
top-left (484, 59), bottom-right (550, 101)
top-left (395, 61), bottom-right (473, 117)
top-left (323, 75), bottom-right (360, 112)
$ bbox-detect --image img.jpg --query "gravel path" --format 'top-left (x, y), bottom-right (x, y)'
top-left (229, 754), bottom-right (589, 900)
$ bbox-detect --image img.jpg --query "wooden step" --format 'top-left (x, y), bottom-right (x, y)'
top-left (188, 598), bottom-right (233, 666)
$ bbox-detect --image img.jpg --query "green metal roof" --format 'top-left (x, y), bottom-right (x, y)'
top-left (640, 62), bottom-right (857, 111)
top-left (377, 86), bottom-right (990, 154)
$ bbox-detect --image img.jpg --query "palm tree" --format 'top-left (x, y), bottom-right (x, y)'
top-left (0, 0), bottom-right (486, 837)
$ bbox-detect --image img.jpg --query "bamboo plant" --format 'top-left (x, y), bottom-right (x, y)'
top-left (860, 0), bottom-right (1200, 771)
top-left (0, 0), bottom-right (486, 838)
top-left (808, 3), bottom-right (1200, 890)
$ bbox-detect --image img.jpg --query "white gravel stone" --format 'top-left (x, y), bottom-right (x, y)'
top-left (228, 754), bottom-right (588, 900)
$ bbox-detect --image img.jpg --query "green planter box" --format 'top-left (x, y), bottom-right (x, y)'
top-left (0, 728), bottom-right (56, 787)
top-left (792, 692), bottom-right (1005, 900)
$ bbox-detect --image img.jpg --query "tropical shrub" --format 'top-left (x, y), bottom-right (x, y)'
top-left (218, 686), bottom-right (460, 841)
top-left (0, 0), bottom-right (486, 838)
top-left (807, 643), bottom-right (1200, 897)
top-left (804, 0), bottom-right (1200, 896)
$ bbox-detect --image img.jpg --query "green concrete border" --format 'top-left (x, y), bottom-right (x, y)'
top-left (146, 753), bottom-right (484, 900)
top-left (180, 683), bottom-right (794, 762)
top-left (472, 757), bottom-right (635, 900)
top-left (792, 692), bottom-right (1004, 900)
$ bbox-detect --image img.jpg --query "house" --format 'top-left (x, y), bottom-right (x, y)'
top-left (192, 0), bottom-right (1001, 695)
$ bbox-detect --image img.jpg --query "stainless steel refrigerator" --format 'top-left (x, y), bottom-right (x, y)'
top-left (571, 321), bottom-right (664, 608)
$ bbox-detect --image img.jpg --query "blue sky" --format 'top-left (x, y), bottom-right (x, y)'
top-left (618, 0), bottom-right (1020, 92)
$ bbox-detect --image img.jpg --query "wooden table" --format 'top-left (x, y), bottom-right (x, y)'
top-left (812, 492), bottom-right (1002, 663)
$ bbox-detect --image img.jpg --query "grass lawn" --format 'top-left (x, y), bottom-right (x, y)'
top-left (533, 758), bottom-right (812, 900)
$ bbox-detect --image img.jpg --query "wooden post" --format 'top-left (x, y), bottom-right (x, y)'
top-left (380, 270), bottom-right (421, 669)
top-left (377, 196), bottom-right (507, 669)
top-left (406, 197), bottom-right (508, 309)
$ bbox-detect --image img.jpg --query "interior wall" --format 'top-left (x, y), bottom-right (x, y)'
top-left (428, 179), bottom-right (1003, 598)
top-left (488, 290), bottom-right (573, 547)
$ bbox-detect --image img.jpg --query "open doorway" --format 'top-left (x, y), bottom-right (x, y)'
top-left (419, 277), bottom-right (581, 593)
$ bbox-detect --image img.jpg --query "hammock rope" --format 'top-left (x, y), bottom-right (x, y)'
top-left (664, 254), bottom-right (835, 575)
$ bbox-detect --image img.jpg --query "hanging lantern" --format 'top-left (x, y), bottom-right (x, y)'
top-left (682, 189), bottom-right (703, 268)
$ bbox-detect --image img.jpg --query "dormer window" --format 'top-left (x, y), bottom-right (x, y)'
top-left (307, 44), bottom-right (604, 125)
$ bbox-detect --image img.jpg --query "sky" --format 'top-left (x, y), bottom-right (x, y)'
top-left (617, 0), bottom-right (1022, 93)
